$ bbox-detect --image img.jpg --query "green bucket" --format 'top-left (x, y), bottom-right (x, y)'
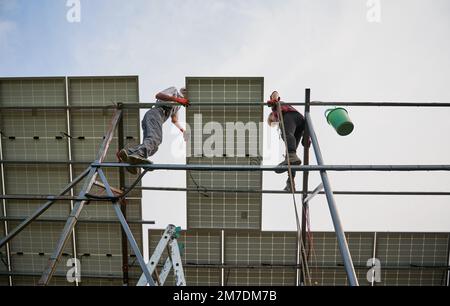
top-left (325, 107), bottom-right (354, 136)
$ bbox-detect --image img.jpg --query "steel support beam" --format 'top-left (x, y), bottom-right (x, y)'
top-left (2, 189), bottom-right (450, 199)
top-left (117, 103), bottom-right (130, 286)
top-left (0, 217), bottom-right (155, 224)
top-left (95, 163), bottom-right (450, 172)
top-left (0, 125), bottom-right (13, 286)
top-left (134, 186), bottom-right (450, 196)
top-left (38, 109), bottom-right (123, 286)
top-left (2, 101), bottom-right (450, 110)
top-left (306, 112), bottom-right (359, 286)
top-left (65, 77), bottom-right (79, 286)
top-left (299, 88), bottom-right (311, 286)
top-left (96, 168), bottom-right (155, 286)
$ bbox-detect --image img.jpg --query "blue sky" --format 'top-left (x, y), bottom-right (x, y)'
top-left (2, 1), bottom-right (450, 252)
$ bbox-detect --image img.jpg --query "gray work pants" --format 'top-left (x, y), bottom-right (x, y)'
top-left (127, 108), bottom-right (166, 158)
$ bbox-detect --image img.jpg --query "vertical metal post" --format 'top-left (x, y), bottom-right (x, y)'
top-left (305, 112), bottom-right (359, 286)
top-left (300, 88), bottom-right (311, 286)
top-left (221, 229), bottom-right (225, 286)
top-left (96, 168), bottom-right (155, 286)
top-left (371, 232), bottom-right (377, 286)
top-left (0, 131), bottom-right (13, 286)
top-left (38, 109), bottom-right (123, 286)
top-left (446, 234), bottom-right (450, 286)
top-left (117, 103), bottom-right (129, 286)
top-left (65, 77), bottom-right (79, 286)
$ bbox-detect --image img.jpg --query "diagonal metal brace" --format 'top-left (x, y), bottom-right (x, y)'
top-left (303, 183), bottom-right (324, 204)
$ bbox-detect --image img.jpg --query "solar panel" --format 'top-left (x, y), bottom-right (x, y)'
top-left (376, 232), bottom-right (449, 286)
top-left (224, 268), bottom-right (297, 286)
top-left (149, 229), bottom-right (300, 286)
top-left (224, 231), bottom-right (297, 265)
top-left (308, 232), bottom-right (450, 286)
top-left (0, 76), bottom-right (143, 286)
top-left (147, 229), bottom-right (449, 286)
top-left (185, 77), bottom-right (264, 229)
top-left (148, 229), bottom-right (221, 286)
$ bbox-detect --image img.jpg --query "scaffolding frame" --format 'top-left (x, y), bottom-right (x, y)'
top-left (1, 89), bottom-right (450, 286)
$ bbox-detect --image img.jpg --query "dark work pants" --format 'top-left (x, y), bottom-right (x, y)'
top-left (127, 108), bottom-right (165, 158)
top-left (280, 111), bottom-right (305, 178)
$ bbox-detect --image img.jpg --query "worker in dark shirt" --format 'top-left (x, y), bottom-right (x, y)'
top-left (267, 91), bottom-right (307, 192)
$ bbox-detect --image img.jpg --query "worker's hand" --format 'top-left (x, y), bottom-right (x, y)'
top-left (174, 97), bottom-right (190, 107)
top-left (180, 128), bottom-right (190, 142)
top-left (267, 98), bottom-right (279, 107)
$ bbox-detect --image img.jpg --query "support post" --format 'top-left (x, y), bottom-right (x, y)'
top-left (38, 109), bottom-right (123, 286)
top-left (65, 77), bottom-right (79, 286)
top-left (300, 88), bottom-right (311, 286)
top-left (0, 130), bottom-right (13, 286)
top-left (305, 112), bottom-right (359, 286)
top-left (96, 168), bottom-right (155, 286)
top-left (117, 103), bottom-right (129, 286)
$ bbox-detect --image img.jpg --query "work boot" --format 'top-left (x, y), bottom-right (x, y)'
top-left (284, 178), bottom-right (296, 192)
top-left (275, 152), bottom-right (302, 174)
top-left (116, 149), bottom-right (138, 175)
top-left (128, 154), bottom-right (154, 172)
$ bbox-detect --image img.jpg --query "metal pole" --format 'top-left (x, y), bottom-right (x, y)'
top-left (3, 189), bottom-right (450, 199)
top-left (96, 168), bottom-right (155, 286)
top-left (305, 112), bottom-right (359, 286)
top-left (446, 235), bottom-right (450, 286)
top-left (0, 129), bottom-right (13, 286)
top-left (38, 109), bottom-right (123, 286)
top-left (0, 167), bottom-right (90, 248)
top-left (133, 186), bottom-right (450, 196)
top-left (371, 232), bottom-right (377, 286)
top-left (94, 162), bottom-right (450, 172)
top-left (3, 101), bottom-right (450, 110)
top-left (65, 76), bottom-right (79, 287)
top-left (299, 88), bottom-right (311, 286)
top-left (0, 216), bottom-right (155, 225)
top-left (221, 230), bottom-right (225, 286)
top-left (117, 103), bottom-right (129, 286)
top-left (0, 195), bottom-right (126, 201)
top-left (0, 160), bottom-right (91, 165)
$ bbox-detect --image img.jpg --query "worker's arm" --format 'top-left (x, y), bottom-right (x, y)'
top-left (156, 92), bottom-right (190, 106)
top-left (172, 114), bottom-right (189, 142)
top-left (171, 114), bottom-right (184, 132)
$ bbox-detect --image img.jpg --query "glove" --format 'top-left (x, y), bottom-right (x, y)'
top-left (267, 97), bottom-right (281, 107)
top-left (174, 97), bottom-right (190, 107)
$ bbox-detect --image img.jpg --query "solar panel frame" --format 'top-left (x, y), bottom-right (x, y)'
top-left (185, 77), bottom-right (264, 230)
top-left (0, 76), bottom-right (143, 286)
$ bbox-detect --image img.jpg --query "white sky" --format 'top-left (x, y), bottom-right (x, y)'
top-left (1, 1), bottom-right (450, 261)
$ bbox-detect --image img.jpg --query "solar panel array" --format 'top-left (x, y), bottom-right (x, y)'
top-left (149, 229), bottom-right (449, 286)
top-left (0, 76), bottom-right (143, 286)
top-left (185, 77), bottom-right (264, 229)
top-left (309, 232), bottom-right (450, 286)
top-left (148, 229), bottom-right (298, 286)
